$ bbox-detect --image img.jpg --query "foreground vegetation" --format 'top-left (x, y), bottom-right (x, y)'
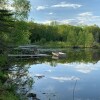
top-left (0, 0), bottom-right (30, 99)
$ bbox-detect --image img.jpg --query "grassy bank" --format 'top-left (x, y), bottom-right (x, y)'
top-left (34, 41), bottom-right (100, 49)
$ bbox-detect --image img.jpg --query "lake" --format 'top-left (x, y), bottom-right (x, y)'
top-left (9, 48), bottom-right (100, 100)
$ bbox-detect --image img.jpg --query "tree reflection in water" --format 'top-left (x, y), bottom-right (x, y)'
top-left (3, 48), bottom-right (100, 100)
top-left (7, 63), bottom-right (36, 100)
top-left (0, 55), bottom-right (41, 100)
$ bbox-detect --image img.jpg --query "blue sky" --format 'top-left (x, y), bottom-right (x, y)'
top-left (29, 0), bottom-right (100, 25)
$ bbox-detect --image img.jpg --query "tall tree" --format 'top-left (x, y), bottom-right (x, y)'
top-left (13, 0), bottom-right (31, 20)
top-left (0, 0), bottom-right (31, 20)
top-left (0, 9), bottom-right (14, 54)
top-left (0, 0), bottom-right (31, 53)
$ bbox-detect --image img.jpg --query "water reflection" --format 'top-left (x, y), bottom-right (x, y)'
top-left (57, 61), bottom-right (100, 74)
top-left (7, 64), bottom-right (34, 99)
top-left (6, 49), bottom-right (100, 100)
top-left (28, 61), bottom-right (100, 100)
top-left (74, 61), bottom-right (100, 73)
top-left (50, 76), bottom-right (80, 82)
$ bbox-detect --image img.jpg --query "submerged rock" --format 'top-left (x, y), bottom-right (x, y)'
top-left (27, 93), bottom-right (36, 97)
top-left (34, 74), bottom-right (45, 79)
top-left (27, 93), bottom-right (40, 100)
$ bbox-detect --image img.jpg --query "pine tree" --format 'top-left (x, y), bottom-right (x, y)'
top-left (0, 9), bottom-right (14, 54)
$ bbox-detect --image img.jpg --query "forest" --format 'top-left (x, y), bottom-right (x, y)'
top-left (1, 19), bottom-right (100, 49)
top-left (29, 22), bottom-right (100, 48)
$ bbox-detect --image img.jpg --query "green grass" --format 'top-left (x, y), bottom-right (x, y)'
top-left (35, 41), bottom-right (71, 48)
top-left (34, 41), bottom-right (100, 48)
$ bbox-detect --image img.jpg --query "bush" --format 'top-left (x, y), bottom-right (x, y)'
top-left (39, 38), bottom-right (46, 44)
top-left (92, 42), bottom-right (100, 49)
top-left (0, 55), bottom-right (7, 67)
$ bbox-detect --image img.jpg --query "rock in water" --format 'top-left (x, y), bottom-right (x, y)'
top-left (27, 93), bottom-right (36, 97)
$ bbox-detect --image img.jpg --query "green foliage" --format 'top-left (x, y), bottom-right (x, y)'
top-left (0, 0), bottom-right (8, 9)
top-left (0, 69), bottom-right (20, 100)
top-left (0, 9), bottom-right (14, 53)
top-left (0, 55), bottom-right (7, 67)
top-left (0, 0), bottom-right (31, 20)
top-left (11, 21), bottom-right (31, 45)
top-left (39, 41), bottom-right (69, 48)
top-left (13, 0), bottom-right (31, 20)
top-left (0, 89), bottom-right (19, 100)
top-left (29, 23), bottom-right (100, 48)
top-left (0, 1), bottom-right (31, 100)
top-left (0, 11), bottom-right (31, 47)
top-left (40, 38), bottom-right (47, 44)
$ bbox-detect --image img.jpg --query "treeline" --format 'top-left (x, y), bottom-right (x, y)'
top-left (29, 23), bottom-right (100, 48)
top-left (1, 18), bottom-right (100, 48)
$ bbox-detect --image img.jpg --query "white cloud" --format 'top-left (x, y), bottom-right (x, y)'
top-left (45, 69), bottom-right (52, 72)
top-left (37, 20), bottom-right (52, 25)
top-left (50, 76), bottom-right (80, 82)
top-left (36, 6), bottom-right (47, 10)
top-left (78, 12), bottom-right (92, 16)
top-left (37, 19), bottom-right (79, 26)
top-left (57, 12), bottom-right (100, 25)
top-left (74, 61), bottom-right (100, 74)
top-left (59, 19), bottom-right (77, 25)
top-left (75, 63), bottom-right (95, 73)
top-left (51, 2), bottom-right (82, 9)
top-left (35, 11), bottom-right (100, 26)
top-left (35, 2), bottom-right (82, 11)
top-left (57, 61), bottom-right (100, 74)
top-left (49, 12), bottom-right (53, 15)
top-left (77, 12), bottom-right (100, 24)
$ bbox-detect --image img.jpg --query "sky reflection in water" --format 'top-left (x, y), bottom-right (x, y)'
top-left (28, 60), bottom-right (100, 100)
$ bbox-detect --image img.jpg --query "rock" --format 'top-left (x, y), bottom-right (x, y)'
top-left (27, 93), bottom-right (36, 97)
top-left (32, 97), bottom-right (40, 100)
top-left (42, 93), bottom-right (46, 94)
top-left (27, 93), bottom-right (40, 100)
top-left (34, 74), bottom-right (45, 79)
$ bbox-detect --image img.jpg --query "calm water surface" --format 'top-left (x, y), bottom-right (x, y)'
top-left (28, 62), bottom-right (100, 100)
top-left (10, 49), bottom-right (100, 100)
